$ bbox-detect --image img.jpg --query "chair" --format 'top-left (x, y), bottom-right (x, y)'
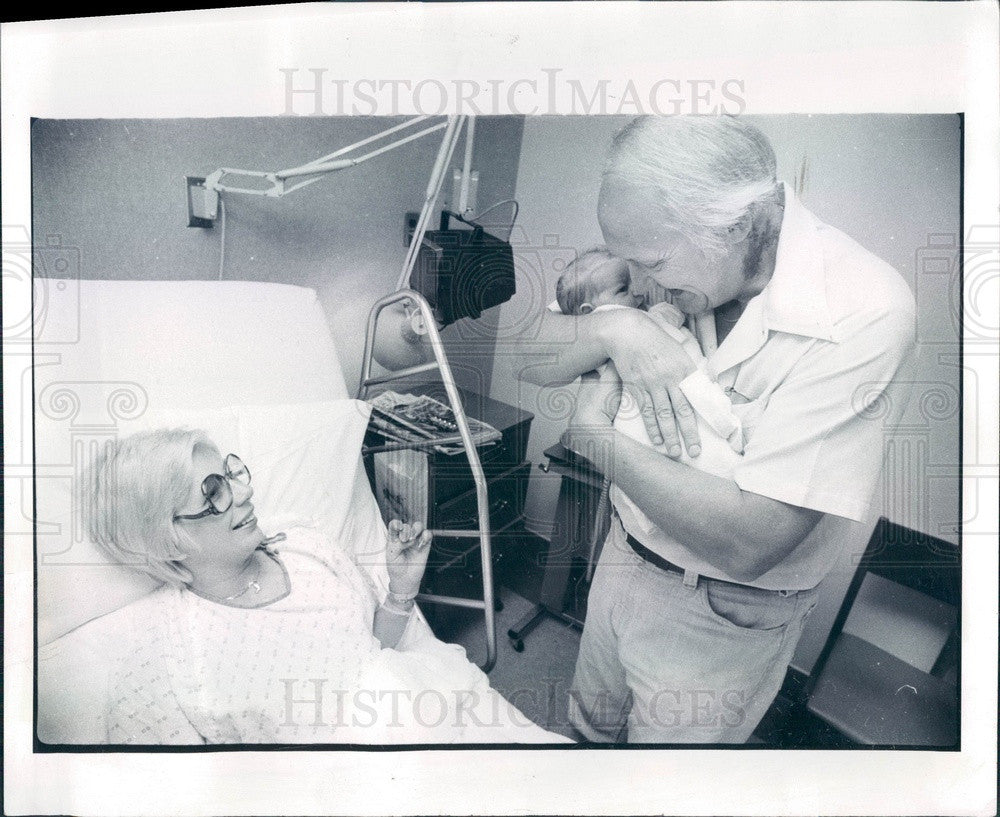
top-left (805, 517), bottom-right (960, 747)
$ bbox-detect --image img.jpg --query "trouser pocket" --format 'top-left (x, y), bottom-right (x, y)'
top-left (699, 579), bottom-right (804, 633)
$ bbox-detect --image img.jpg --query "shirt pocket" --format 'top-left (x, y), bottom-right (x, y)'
top-left (727, 394), bottom-right (769, 450)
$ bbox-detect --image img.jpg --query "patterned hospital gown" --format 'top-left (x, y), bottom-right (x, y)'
top-left (107, 527), bottom-right (556, 744)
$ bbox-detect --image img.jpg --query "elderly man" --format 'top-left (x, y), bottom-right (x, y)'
top-left (527, 116), bottom-right (916, 743)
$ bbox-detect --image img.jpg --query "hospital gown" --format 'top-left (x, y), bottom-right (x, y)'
top-left (106, 526), bottom-right (561, 744)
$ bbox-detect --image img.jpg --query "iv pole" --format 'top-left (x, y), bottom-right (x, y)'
top-left (196, 117), bottom-right (500, 672)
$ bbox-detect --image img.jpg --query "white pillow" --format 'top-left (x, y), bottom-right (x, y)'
top-left (34, 280), bottom-right (352, 644)
top-left (230, 400), bottom-right (389, 576)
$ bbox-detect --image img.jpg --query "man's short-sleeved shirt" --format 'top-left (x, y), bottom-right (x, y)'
top-left (615, 184), bottom-right (916, 590)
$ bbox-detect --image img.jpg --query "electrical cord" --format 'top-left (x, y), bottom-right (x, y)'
top-left (218, 196), bottom-right (226, 281)
top-left (474, 199), bottom-right (519, 238)
top-left (476, 198), bottom-right (519, 223)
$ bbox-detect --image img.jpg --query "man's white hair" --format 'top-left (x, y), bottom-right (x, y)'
top-left (604, 116), bottom-right (780, 255)
top-left (88, 428), bottom-right (218, 587)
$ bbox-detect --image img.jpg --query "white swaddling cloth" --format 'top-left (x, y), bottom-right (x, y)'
top-left (593, 304), bottom-right (744, 538)
top-left (107, 526), bottom-right (564, 744)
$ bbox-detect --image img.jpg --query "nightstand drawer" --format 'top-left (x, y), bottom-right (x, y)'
top-left (422, 462), bottom-right (533, 595)
top-left (431, 461), bottom-right (530, 533)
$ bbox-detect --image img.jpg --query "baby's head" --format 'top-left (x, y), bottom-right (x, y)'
top-left (556, 248), bottom-right (640, 315)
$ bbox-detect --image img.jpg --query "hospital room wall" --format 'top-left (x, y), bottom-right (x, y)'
top-left (30, 116), bottom-right (524, 396)
top-left (489, 114), bottom-right (962, 673)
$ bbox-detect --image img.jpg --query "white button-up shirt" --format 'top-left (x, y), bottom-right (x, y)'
top-left (615, 185), bottom-right (917, 590)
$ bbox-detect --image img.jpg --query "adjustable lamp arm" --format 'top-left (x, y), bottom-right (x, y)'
top-left (191, 115), bottom-right (473, 361)
top-left (202, 116), bottom-right (455, 199)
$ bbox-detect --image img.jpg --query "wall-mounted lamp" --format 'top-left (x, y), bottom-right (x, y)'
top-left (185, 116), bottom-right (516, 328)
top-left (186, 117), bottom-right (464, 291)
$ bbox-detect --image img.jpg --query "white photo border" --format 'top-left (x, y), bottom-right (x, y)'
top-left (3, 3), bottom-right (998, 815)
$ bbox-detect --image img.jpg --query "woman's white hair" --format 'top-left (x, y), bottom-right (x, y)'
top-left (604, 116), bottom-right (780, 255)
top-left (88, 427), bottom-right (218, 587)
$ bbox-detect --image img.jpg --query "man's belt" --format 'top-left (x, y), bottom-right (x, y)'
top-left (625, 532), bottom-right (688, 577)
top-left (625, 531), bottom-right (763, 592)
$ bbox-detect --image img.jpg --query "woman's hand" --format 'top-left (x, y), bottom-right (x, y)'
top-left (600, 309), bottom-right (701, 458)
top-left (385, 519), bottom-right (432, 597)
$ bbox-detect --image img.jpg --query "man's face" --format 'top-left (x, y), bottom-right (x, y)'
top-left (598, 177), bottom-right (750, 314)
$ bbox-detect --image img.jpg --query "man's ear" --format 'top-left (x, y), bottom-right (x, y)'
top-left (580, 302), bottom-right (595, 314)
top-left (727, 211), bottom-right (753, 244)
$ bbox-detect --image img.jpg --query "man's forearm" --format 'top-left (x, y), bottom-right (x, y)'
top-left (519, 309), bottom-right (617, 386)
top-left (567, 428), bottom-right (820, 581)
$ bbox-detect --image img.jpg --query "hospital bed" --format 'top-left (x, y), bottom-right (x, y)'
top-left (32, 278), bottom-right (541, 744)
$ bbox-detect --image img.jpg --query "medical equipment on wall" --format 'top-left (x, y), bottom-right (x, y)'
top-left (186, 116), bottom-right (508, 671)
top-left (411, 209), bottom-right (516, 327)
top-left (189, 116), bottom-right (516, 328)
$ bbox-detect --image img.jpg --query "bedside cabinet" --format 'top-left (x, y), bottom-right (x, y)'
top-left (363, 385), bottom-right (534, 603)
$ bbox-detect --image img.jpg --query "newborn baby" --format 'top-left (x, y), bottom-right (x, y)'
top-left (557, 248), bottom-right (744, 535)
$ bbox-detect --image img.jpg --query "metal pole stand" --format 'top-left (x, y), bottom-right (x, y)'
top-left (358, 289), bottom-right (497, 673)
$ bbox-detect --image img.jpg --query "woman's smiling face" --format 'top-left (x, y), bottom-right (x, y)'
top-left (174, 446), bottom-right (262, 563)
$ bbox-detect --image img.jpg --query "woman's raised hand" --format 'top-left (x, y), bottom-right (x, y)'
top-left (385, 519), bottom-right (432, 597)
top-left (603, 309), bottom-right (701, 458)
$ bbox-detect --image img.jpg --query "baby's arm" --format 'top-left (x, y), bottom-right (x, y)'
top-left (646, 303), bottom-right (707, 364)
top-left (678, 368), bottom-right (743, 451)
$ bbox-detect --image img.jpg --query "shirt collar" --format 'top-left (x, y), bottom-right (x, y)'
top-left (760, 183), bottom-right (836, 342)
top-left (708, 183), bottom-right (835, 376)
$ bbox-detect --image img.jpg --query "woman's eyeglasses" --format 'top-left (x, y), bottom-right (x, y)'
top-left (173, 454), bottom-right (251, 521)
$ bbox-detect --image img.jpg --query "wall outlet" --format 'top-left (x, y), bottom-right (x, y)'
top-left (451, 169), bottom-right (479, 218)
top-left (404, 211), bottom-right (421, 246)
top-left (186, 176), bottom-right (218, 227)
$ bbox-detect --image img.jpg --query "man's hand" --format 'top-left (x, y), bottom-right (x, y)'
top-left (385, 519), bottom-right (432, 597)
top-left (561, 365), bottom-right (622, 473)
top-left (601, 309), bottom-right (701, 458)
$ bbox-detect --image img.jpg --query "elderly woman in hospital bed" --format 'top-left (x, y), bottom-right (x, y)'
top-left (80, 425), bottom-right (559, 744)
top-left (33, 279), bottom-right (566, 746)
